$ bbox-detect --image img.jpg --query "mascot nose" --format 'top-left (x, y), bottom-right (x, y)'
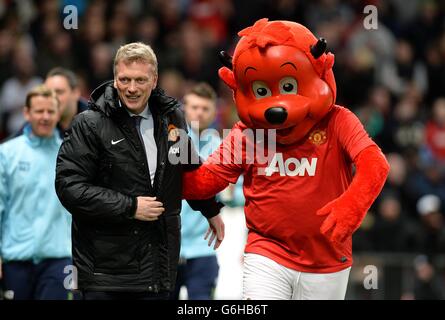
top-left (265, 107), bottom-right (288, 124)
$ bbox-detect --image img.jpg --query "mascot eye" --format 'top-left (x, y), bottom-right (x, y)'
top-left (252, 81), bottom-right (272, 99)
top-left (279, 77), bottom-right (298, 95)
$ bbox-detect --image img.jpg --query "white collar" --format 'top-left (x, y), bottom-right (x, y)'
top-left (121, 101), bottom-right (151, 119)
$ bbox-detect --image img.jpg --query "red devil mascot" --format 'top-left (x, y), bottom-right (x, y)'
top-left (183, 18), bottom-right (389, 299)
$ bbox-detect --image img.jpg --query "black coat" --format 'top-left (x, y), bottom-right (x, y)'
top-left (55, 82), bottom-right (221, 293)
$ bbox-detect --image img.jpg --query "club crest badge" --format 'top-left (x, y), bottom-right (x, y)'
top-left (168, 124), bottom-right (180, 142)
top-left (309, 129), bottom-right (327, 145)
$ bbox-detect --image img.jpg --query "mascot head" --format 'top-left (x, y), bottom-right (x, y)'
top-left (219, 18), bottom-right (337, 145)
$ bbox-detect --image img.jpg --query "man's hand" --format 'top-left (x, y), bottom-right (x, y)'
top-left (204, 214), bottom-right (225, 250)
top-left (134, 196), bottom-right (165, 221)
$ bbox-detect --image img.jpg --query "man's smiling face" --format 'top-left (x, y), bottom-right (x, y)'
top-left (114, 59), bottom-right (158, 114)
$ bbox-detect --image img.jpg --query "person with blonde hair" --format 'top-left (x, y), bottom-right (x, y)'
top-left (55, 42), bottom-right (224, 300)
top-left (0, 85), bottom-right (72, 300)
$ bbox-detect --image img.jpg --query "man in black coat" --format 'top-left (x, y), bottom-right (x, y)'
top-left (55, 42), bottom-right (224, 300)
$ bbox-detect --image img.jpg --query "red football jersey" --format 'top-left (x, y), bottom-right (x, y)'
top-left (206, 105), bottom-right (376, 273)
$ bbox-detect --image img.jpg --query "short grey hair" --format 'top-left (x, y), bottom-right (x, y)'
top-left (114, 42), bottom-right (158, 76)
top-left (46, 67), bottom-right (79, 89)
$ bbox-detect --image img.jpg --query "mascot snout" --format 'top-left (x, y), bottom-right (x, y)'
top-left (264, 107), bottom-right (287, 124)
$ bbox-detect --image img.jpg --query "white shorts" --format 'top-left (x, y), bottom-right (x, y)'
top-left (243, 253), bottom-right (351, 300)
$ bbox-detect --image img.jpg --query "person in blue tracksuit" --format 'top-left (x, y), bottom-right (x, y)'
top-left (0, 85), bottom-right (71, 300)
top-left (172, 82), bottom-right (243, 300)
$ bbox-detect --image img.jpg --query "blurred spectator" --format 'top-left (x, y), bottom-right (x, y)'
top-left (0, 26), bottom-right (14, 87)
top-left (266, 0), bottom-right (307, 24)
top-left (379, 39), bottom-right (427, 97)
top-left (0, 38), bottom-right (42, 137)
top-left (187, 0), bottom-right (233, 47)
top-left (72, 0), bottom-right (107, 72)
top-left (306, 0), bottom-right (354, 30)
top-left (386, 153), bottom-right (408, 192)
top-left (416, 194), bottom-right (445, 255)
top-left (159, 69), bottom-right (188, 100)
top-left (424, 43), bottom-right (445, 105)
top-left (423, 98), bottom-right (445, 163)
top-left (87, 43), bottom-right (114, 90)
top-left (412, 255), bottom-right (445, 300)
top-left (171, 21), bottom-right (220, 88)
top-left (229, 0), bottom-right (269, 38)
top-left (355, 86), bottom-right (391, 139)
top-left (155, 0), bottom-right (182, 36)
top-left (135, 15), bottom-right (161, 50)
top-left (337, 34), bottom-right (382, 107)
top-left (381, 96), bottom-right (425, 155)
top-left (406, 156), bottom-right (445, 208)
top-left (402, 99), bottom-right (445, 207)
top-left (351, 210), bottom-right (375, 252)
top-left (0, 85), bottom-right (72, 300)
top-left (44, 67), bottom-right (88, 132)
top-left (214, 81), bottom-right (238, 133)
top-left (28, 0), bottom-right (61, 46)
top-left (370, 192), bottom-right (422, 252)
top-left (173, 82), bottom-right (221, 300)
top-left (402, 0), bottom-right (443, 60)
top-left (0, 27), bottom-right (14, 139)
top-left (306, 0), bottom-right (354, 51)
top-left (382, 153), bottom-right (417, 217)
top-left (107, 3), bottom-right (132, 54)
top-left (341, 14), bottom-right (396, 107)
top-left (36, 31), bottom-right (76, 77)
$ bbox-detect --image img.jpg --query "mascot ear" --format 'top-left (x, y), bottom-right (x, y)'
top-left (218, 67), bottom-right (237, 90)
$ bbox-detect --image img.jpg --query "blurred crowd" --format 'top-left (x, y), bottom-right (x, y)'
top-left (0, 0), bottom-right (445, 299)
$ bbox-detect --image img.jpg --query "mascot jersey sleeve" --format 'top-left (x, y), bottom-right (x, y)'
top-left (205, 105), bottom-right (376, 273)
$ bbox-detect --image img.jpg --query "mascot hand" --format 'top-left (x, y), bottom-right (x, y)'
top-left (316, 196), bottom-right (365, 248)
top-left (316, 145), bottom-right (390, 248)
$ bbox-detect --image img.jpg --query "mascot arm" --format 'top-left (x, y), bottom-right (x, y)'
top-left (182, 165), bottom-right (230, 200)
top-left (316, 145), bottom-right (389, 247)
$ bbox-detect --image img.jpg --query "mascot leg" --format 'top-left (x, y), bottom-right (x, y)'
top-left (243, 253), bottom-right (294, 300)
top-left (243, 253), bottom-right (350, 300)
top-left (293, 267), bottom-right (350, 300)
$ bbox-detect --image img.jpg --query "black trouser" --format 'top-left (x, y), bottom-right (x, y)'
top-left (171, 255), bottom-right (219, 300)
top-left (81, 290), bottom-right (170, 300)
top-left (2, 258), bottom-right (72, 300)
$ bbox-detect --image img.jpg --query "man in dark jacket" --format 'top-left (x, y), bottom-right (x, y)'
top-left (55, 42), bottom-right (224, 300)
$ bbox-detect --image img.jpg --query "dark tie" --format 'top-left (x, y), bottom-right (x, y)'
top-left (132, 116), bottom-right (146, 153)
top-left (133, 115), bottom-right (152, 188)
